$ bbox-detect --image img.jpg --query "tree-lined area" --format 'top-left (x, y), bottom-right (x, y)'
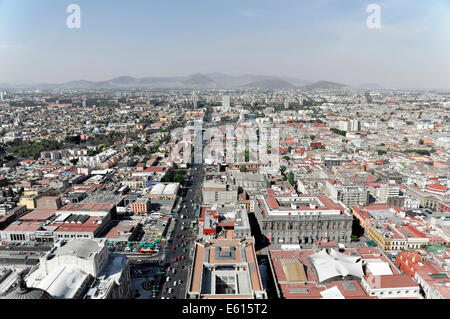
top-left (10, 140), bottom-right (63, 159)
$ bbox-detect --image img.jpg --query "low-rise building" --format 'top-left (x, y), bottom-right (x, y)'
top-left (188, 238), bottom-right (267, 299)
top-left (202, 181), bottom-right (238, 205)
top-left (26, 238), bottom-right (131, 299)
top-left (254, 192), bottom-right (353, 244)
top-left (130, 198), bottom-right (150, 215)
top-left (268, 245), bottom-right (406, 299)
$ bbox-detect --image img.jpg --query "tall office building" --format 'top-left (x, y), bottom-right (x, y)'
top-left (350, 119), bottom-right (361, 132)
top-left (222, 95), bottom-right (230, 111)
top-left (192, 92), bottom-right (198, 109)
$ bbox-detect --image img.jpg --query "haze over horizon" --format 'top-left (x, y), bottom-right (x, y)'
top-left (1, 0), bottom-right (450, 90)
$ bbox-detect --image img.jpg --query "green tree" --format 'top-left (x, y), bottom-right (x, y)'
top-left (245, 149), bottom-right (250, 162)
top-left (288, 171), bottom-right (295, 186)
top-left (6, 187), bottom-right (14, 198)
top-left (330, 128), bottom-right (347, 136)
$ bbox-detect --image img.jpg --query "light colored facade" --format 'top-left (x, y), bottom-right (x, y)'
top-left (188, 238), bottom-right (267, 299)
top-left (202, 181), bottom-right (238, 205)
top-left (130, 198), bottom-right (150, 214)
top-left (26, 238), bottom-right (131, 299)
top-left (329, 184), bottom-right (369, 207)
top-left (254, 194), bottom-right (353, 244)
top-left (378, 183), bottom-right (400, 202)
top-left (360, 274), bottom-right (420, 299)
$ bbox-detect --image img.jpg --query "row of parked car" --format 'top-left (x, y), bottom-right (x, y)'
top-left (1, 241), bottom-right (44, 247)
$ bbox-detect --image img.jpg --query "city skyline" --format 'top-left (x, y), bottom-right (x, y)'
top-left (1, 0), bottom-right (450, 90)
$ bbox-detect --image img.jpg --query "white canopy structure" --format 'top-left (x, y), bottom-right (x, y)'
top-left (308, 248), bottom-right (364, 283)
top-left (320, 286), bottom-right (345, 299)
top-left (365, 259), bottom-right (393, 276)
top-left (27, 265), bottom-right (89, 299)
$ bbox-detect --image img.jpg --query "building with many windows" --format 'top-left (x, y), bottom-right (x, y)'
top-left (254, 192), bottom-right (353, 244)
top-left (202, 181), bottom-right (238, 205)
top-left (328, 183), bottom-right (369, 208)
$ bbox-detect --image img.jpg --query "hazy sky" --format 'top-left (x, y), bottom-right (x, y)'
top-left (0, 0), bottom-right (449, 89)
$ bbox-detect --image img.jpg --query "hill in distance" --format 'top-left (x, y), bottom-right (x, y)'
top-left (2, 74), bottom-right (351, 90)
top-left (241, 78), bottom-right (296, 89)
top-left (304, 80), bottom-right (349, 90)
top-left (183, 73), bottom-right (216, 88)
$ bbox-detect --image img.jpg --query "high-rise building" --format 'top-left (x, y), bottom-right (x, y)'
top-left (192, 92), bottom-right (198, 109)
top-left (350, 119), bottom-right (361, 132)
top-left (222, 95), bottom-right (230, 111)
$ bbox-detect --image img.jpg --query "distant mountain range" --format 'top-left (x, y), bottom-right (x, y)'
top-left (241, 78), bottom-right (297, 89)
top-left (303, 80), bottom-right (349, 90)
top-left (0, 73), bottom-right (358, 90)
